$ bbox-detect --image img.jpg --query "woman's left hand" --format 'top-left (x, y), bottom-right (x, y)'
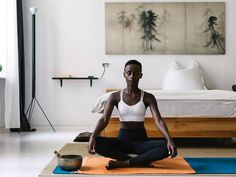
top-left (167, 140), bottom-right (177, 158)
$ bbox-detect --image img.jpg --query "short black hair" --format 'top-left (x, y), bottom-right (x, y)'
top-left (124, 60), bottom-right (142, 72)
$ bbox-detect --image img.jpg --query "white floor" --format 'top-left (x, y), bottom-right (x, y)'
top-left (1, 126), bottom-right (236, 177)
top-left (0, 126), bottom-right (92, 177)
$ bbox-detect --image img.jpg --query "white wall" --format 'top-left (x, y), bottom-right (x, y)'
top-left (0, 79), bottom-right (5, 127)
top-left (19, 0), bottom-right (236, 127)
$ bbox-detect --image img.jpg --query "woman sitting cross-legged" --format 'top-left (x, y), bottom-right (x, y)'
top-left (87, 60), bottom-right (177, 170)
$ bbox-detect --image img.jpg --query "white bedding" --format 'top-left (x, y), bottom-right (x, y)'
top-left (92, 90), bottom-right (236, 118)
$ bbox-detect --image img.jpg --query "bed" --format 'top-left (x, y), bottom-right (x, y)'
top-left (92, 89), bottom-right (236, 138)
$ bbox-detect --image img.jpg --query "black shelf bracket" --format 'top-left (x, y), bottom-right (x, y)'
top-left (52, 76), bottom-right (98, 87)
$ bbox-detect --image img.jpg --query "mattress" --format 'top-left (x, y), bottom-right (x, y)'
top-left (92, 90), bottom-right (236, 118)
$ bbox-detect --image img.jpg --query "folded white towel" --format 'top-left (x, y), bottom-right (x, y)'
top-left (91, 92), bottom-right (113, 113)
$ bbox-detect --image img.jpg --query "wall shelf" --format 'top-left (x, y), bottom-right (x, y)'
top-left (52, 76), bottom-right (98, 87)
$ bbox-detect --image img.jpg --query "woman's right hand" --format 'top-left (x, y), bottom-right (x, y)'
top-left (87, 136), bottom-right (96, 154)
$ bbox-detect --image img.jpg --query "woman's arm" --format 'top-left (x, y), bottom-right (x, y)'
top-left (147, 93), bottom-right (177, 158)
top-left (88, 93), bottom-right (117, 154)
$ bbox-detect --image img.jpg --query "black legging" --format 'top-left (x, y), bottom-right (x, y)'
top-left (95, 128), bottom-right (169, 166)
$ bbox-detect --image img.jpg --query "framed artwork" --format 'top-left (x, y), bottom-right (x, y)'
top-left (105, 2), bottom-right (225, 55)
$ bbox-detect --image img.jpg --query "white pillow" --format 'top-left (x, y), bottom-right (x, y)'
top-left (162, 60), bottom-right (207, 90)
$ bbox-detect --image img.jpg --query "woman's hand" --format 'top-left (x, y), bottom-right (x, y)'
top-left (87, 136), bottom-right (96, 154)
top-left (167, 140), bottom-right (177, 158)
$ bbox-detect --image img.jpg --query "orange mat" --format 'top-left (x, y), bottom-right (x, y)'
top-left (77, 156), bottom-right (195, 175)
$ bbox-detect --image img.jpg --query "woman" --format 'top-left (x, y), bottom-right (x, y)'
top-left (88, 60), bottom-right (177, 169)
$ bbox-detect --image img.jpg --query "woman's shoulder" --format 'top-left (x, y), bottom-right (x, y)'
top-left (143, 90), bottom-right (154, 97)
top-left (143, 91), bottom-right (156, 102)
top-left (108, 90), bottom-right (121, 103)
top-left (110, 89), bottom-right (121, 96)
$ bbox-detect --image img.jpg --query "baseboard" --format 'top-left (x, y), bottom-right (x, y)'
top-left (31, 125), bottom-right (95, 132)
top-left (0, 125), bottom-right (94, 133)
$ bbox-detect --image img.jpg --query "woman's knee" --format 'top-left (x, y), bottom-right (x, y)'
top-left (95, 136), bottom-right (104, 142)
top-left (94, 136), bottom-right (105, 152)
top-left (154, 142), bottom-right (169, 158)
top-left (95, 136), bottom-right (110, 145)
top-left (162, 146), bottom-right (169, 158)
top-left (159, 141), bottom-right (169, 156)
top-left (94, 136), bottom-right (116, 152)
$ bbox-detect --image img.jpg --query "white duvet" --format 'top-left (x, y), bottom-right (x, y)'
top-left (92, 90), bottom-right (236, 118)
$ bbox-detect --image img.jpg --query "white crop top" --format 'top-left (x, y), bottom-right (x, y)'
top-left (118, 90), bottom-right (146, 122)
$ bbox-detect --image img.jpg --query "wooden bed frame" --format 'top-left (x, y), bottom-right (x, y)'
top-left (101, 89), bottom-right (236, 138)
top-left (101, 117), bottom-right (236, 138)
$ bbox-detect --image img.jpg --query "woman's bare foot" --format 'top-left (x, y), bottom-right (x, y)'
top-left (106, 160), bottom-right (130, 170)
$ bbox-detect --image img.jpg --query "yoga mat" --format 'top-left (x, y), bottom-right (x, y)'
top-left (77, 157), bottom-right (195, 175)
top-left (53, 166), bottom-right (77, 174)
top-left (185, 157), bottom-right (236, 174)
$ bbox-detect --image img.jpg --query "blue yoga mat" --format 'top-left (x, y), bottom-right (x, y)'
top-left (185, 157), bottom-right (236, 174)
top-left (53, 166), bottom-right (77, 174)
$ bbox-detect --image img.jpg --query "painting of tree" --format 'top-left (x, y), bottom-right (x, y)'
top-left (204, 16), bottom-right (225, 54)
top-left (105, 2), bottom-right (225, 54)
top-left (139, 10), bottom-right (161, 51)
top-left (117, 11), bottom-right (135, 31)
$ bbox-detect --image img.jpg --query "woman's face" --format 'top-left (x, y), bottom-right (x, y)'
top-left (123, 64), bottom-right (142, 87)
